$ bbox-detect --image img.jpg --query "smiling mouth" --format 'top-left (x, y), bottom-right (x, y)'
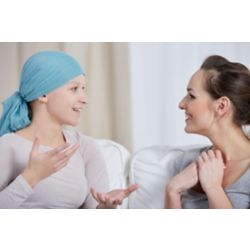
top-left (72, 108), bottom-right (82, 112)
top-left (185, 114), bottom-right (191, 121)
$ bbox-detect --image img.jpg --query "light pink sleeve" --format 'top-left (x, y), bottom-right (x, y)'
top-left (78, 134), bottom-right (110, 208)
top-left (0, 138), bottom-right (33, 208)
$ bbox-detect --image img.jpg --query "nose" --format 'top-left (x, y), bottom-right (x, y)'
top-left (79, 91), bottom-right (88, 105)
top-left (178, 97), bottom-right (186, 110)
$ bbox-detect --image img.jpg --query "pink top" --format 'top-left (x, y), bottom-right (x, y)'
top-left (0, 130), bottom-right (109, 208)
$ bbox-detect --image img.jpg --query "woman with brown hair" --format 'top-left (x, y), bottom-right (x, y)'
top-left (165, 55), bottom-right (250, 208)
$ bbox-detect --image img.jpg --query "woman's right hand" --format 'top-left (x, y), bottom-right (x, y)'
top-left (166, 162), bottom-right (199, 194)
top-left (22, 138), bottom-right (80, 188)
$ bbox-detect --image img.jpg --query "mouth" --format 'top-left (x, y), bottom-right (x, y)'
top-left (72, 107), bottom-right (82, 113)
top-left (185, 113), bottom-right (191, 121)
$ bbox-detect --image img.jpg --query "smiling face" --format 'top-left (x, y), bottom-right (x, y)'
top-left (45, 75), bottom-right (87, 126)
top-left (179, 70), bottom-right (217, 136)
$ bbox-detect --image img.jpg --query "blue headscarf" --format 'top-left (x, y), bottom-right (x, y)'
top-left (0, 51), bottom-right (85, 136)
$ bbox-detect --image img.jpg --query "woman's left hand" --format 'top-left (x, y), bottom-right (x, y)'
top-left (197, 149), bottom-right (226, 193)
top-left (91, 184), bottom-right (139, 209)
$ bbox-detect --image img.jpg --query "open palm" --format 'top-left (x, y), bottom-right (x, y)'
top-left (91, 184), bottom-right (139, 208)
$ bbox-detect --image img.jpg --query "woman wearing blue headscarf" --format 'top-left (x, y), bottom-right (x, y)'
top-left (0, 51), bottom-right (138, 208)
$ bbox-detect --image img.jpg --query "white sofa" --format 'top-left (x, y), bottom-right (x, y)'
top-left (97, 140), bottom-right (206, 209)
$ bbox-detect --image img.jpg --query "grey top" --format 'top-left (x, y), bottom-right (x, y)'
top-left (0, 130), bottom-right (109, 209)
top-left (174, 147), bottom-right (250, 209)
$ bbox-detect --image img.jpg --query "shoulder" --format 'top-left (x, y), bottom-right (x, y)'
top-left (175, 145), bottom-right (210, 172)
top-left (0, 134), bottom-right (20, 163)
top-left (0, 133), bottom-right (17, 149)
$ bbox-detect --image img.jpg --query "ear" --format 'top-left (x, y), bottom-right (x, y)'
top-left (37, 94), bottom-right (48, 103)
top-left (214, 96), bottom-right (231, 117)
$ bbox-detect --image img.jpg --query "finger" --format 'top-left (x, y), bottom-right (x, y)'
top-left (59, 144), bottom-right (80, 158)
top-left (96, 192), bottom-right (106, 203)
top-left (103, 194), bottom-right (114, 204)
top-left (31, 137), bottom-right (40, 155)
top-left (53, 144), bottom-right (80, 169)
top-left (201, 151), bottom-right (209, 161)
top-left (53, 148), bottom-right (79, 169)
top-left (90, 188), bottom-right (101, 202)
top-left (215, 150), bottom-right (222, 160)
top-left (47, 143), bottom-right (71, 156)
top-left (53, 158), bottom-right (69, 171)
top-left (197, 156), bottom-right (203, 166)
top-left (90, 187), bottom-right (95, 196)
top-left (114, 197), bottom-right (123, 205)
top-left (54, 144), bottom-right (80, 162)
top-left (191, 162), bottom-right (198, 172)
top-left (112, 200), bottom-right (120, 206)
top-left (124, 184), bottom-right (139, 196)
top-left (207, 150), bottom-right (215, 159)
top-left (189, 162), bottom-right (197, 169)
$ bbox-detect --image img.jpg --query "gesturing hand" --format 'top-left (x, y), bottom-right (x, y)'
top-left (22, 137), bottom-right (80, 187)
top-left (91, 184), bottom-right (139, 209)
top-left (197, 150), bottom-right (225, 193)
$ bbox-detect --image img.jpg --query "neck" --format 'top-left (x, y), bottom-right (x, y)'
top-left (18, 109), bottom-right (66, 148)
top-left (206, 123), bottom-right (250, 162)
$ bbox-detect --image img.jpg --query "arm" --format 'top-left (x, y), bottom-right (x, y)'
top-left (198, 150), bottom-right (232, 209)
top-left (164, 162), bottom-right (198, 208)
top-left (0, 137), bottom-right (79, 208)
top-left (0, 139), bottom-right (33, 208)
top-left (206, 186), bottom-right (232, 208)
top-left (164, 187), bottom-right (182, 208)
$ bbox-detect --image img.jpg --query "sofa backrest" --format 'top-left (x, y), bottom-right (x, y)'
top-left (96, 139), bottom-right (130, 208)
top-left (97, 140), bottom-right (207, 209)
top-left (128, 144), bottom-right (207, 209)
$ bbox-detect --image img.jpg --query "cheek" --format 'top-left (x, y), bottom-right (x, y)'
top-left (47, 96), bottom-right (68, 114)
top-left (196, 105), bottom-right (214, 123)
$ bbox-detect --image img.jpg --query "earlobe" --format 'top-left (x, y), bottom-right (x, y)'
top-left (38, 94), bottom-right (48, 103)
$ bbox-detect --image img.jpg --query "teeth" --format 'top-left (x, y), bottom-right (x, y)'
top-left (73, 108), bottom-right (81, 112)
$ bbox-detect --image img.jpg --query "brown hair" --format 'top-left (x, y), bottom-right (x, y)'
top-left (200, 55), bottom-right (250, 125)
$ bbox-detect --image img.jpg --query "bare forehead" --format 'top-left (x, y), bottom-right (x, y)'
top-left (68, 75), bottom-right (86, 85)
top-left (187, 70), bottom-right (206, 90)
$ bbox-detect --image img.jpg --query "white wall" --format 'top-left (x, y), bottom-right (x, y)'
top-left (129, 43), bottom-right (250, 152)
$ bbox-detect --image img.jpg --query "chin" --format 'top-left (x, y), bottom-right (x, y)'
top-left (64, 119), bottom-right (80, 127)
top-left (69, 122), bottom-right (79, 127)
top-left (184, 125), bottom-right (195, 134)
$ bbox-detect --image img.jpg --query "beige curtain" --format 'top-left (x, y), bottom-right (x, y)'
top-left (0, 42), bottom-right (132, 150)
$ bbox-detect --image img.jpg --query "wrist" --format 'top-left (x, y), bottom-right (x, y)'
top-left (166, 183), bottom-right (182, 194)
top-left (203, 184), bottom-right (223, 195)
top-left (22, 169), bottom-right (40, 188)
top-left (165, 186), bottom-right (182, 209)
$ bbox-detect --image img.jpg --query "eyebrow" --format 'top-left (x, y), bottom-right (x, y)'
top-left (187, 87), bottom-right (194, 92)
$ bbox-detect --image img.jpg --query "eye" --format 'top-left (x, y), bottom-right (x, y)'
top-left (71, 86), bottom-right (78, 92)
top-left (188, 93), bottom-right (195, 99)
